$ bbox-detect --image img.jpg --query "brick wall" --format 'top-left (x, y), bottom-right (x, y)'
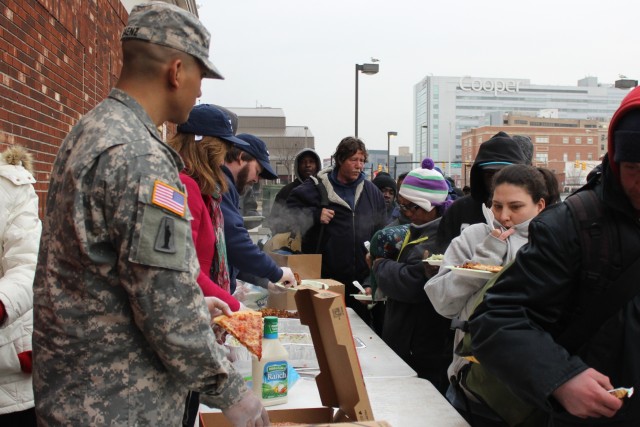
top-left (0, 0), bottom-right (127, 216)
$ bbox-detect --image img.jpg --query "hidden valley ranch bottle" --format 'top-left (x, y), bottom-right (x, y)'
top-left (252, 316), bottom-right (289, 406)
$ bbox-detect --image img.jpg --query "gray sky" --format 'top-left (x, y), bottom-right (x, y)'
top-left (197, 0), bottom-right (638, 162)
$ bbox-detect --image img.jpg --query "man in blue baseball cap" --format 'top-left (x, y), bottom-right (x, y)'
top-left (220, 133), bottom-right (295, 293)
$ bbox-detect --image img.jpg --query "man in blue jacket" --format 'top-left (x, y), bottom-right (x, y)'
top-left (221, 133), bottom-right (296, 292)
top-left (287, 136), bottom-right (386, 321)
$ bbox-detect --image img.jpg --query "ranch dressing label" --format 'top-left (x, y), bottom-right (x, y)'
top-left (260, 361), bottom-right (288, 400)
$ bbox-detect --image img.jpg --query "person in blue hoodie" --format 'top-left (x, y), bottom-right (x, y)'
top-left (286, 136), bottom-right (386, 322)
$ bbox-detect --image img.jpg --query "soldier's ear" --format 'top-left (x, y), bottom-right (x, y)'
top-left (167, 58), bottom-right (182, 90)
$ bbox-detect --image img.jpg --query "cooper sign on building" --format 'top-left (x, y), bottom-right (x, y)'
top-left (459, 77), bottom-right (521, 96)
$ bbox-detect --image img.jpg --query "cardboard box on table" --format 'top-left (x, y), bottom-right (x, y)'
top-left (265, 234), bottom-right (341, 310)
top-left (267, 278), bottom-right (345, 311)
top-left (200, 288), bottom-right (389, 427)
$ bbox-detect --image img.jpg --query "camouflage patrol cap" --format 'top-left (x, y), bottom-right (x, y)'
top-left (122, 1), bottom-right (224, 79)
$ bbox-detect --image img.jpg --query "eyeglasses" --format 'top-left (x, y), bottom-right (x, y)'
top-left (398, 203), bottom-right (420, 212)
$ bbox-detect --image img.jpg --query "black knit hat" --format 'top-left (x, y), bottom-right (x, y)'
top-left (614, 110), bottom-right (640, 163)
top-left (372, 172), bottom-right (397, 194)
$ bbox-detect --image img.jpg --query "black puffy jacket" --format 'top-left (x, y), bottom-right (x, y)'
top-left (469, 155), bottom-right (640, 425)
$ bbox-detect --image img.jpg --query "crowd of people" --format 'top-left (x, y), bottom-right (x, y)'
top-left (2, 2), bottom-right (640, 426)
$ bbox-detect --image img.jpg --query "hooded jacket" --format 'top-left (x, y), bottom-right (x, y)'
top-left (435, 132), bottom-right (526, 253)
top-left (374, 219), bottom-right (452, 393)
top-left (267, 148), bottom-right (321, 235)
top-left (0, 146), bottom-right (41, 414)
top-left (469, 86), bottom-right (640, 425)
top-left (286, 166), bottom-right (386, 300)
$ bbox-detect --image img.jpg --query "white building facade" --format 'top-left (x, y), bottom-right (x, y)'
top-left (413, 75), bottom-right (632, 177)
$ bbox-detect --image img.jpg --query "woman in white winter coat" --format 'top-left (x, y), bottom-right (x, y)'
top-left (0, 145), bottom-right (41, 425)
top-left (425, 164), bottom-right (559, 426)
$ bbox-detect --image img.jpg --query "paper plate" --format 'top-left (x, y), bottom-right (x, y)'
top-left (275, 280), bottom-right (329, 291)
top-left (423, 259), bottom-right (443, 266)
top-left (350, 294), bottom-right (373, 302)
top-left (446, 266), bottom-right (497, 279)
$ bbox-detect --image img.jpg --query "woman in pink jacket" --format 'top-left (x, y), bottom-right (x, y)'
top-left (169, 104), bottom-right (254, 427)
top-left (168, 104), bottom-right (251, 312)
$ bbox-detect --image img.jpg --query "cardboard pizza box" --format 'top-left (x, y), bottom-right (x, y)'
top-left (267, 279), bottom-right (345, 311)
top-left (200, 409), bottom-right (390, 426)
top-left (268, 251), bottom-right (322, 280)
top-left (201, 288), bottom-right (385, 427)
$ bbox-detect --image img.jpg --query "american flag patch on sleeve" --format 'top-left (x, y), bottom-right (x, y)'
top-left (151, 180), bottom-right (186, 217)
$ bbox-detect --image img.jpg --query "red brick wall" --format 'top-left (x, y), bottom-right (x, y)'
top-left (0, 0), bottom-right (127, 216)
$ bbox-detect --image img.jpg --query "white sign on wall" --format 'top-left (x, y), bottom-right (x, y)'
top-left (459, 77), bottom-right (521, 96)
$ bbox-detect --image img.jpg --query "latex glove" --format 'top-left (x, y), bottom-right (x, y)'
top-left (278, 267), bottom-right (296, 287)
top-left (552, 368), bottom-right (622, 419)
top-left (222, 390), bottom-right (270, 427)
top-left (205, 297), bottom-right (232, 324)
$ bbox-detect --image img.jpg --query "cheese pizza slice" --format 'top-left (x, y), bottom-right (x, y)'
top-left (214, 310), bottom-right (263, 360)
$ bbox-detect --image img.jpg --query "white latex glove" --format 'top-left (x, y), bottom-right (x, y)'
top-left (279, 267), bottom-right (296, 287)
top-left (205, 297), bottom-right (232, 324)
top-left (222, 390), bottom-right (270, 426)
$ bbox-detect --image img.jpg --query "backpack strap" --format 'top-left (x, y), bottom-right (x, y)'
top-left (556, 189), bottom-right (639, 353)
top-left (565, 190), bottom-right (610, 296)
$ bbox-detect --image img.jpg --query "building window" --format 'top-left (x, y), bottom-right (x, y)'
top-left (535, 153), bottom-right (548, 163)
top-left (587, 137), bottom-right (593, 144)
top-left (588, 152), bottom-right (593, 160)
top-left (576, 153), bottom-right (581, 160)
top-left (576, 137), bottom-right (582, 144)
top-left (535, 136), bottom-right (549, 144)
top-left (562, 137), bottom-right (569, 144)
top-left (563, 153), bottom-right (568, 161)
top-left (477, 137), bottom-right (482, 144)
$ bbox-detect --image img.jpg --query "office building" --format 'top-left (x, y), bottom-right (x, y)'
top-left (414, 75), bottom-right (633, 179)
top-left (230, 107), bottom-right (315, 184)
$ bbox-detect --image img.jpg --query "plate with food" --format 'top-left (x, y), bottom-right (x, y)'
top-left (350, 293), bottom-right (373, 302)
top-left (274, 279), bottom-right (329, 292)
top-left (423, 254), bottom-right (445, 266)
top-left (446, 262), bottom-right (503, 278)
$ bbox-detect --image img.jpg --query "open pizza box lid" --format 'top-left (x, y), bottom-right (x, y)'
top-left (201, 287), bottom-right (381, 426)
top-left (292, 287), bottom-right (375, 422)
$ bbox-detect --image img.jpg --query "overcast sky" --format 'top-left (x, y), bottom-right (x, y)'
top-left (196, 0), bottom-right (638, 161)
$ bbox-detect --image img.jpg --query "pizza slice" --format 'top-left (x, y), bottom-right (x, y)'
top-left (460, 261), bottom-right (503, 273)
top-left (213, 310), bottom-right (263, 360)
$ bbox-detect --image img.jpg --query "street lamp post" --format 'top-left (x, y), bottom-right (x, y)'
top-left (387, 131), bottom-right (398, 175)
top-left (355, 63), bottom-right (379, 137)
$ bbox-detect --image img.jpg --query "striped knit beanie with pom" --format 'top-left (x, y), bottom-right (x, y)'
top-left (399, 158), bottom-right (449, 212)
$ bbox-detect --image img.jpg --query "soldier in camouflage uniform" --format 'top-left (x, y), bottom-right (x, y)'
top-left (32, 3), bottom-right (268, 426)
